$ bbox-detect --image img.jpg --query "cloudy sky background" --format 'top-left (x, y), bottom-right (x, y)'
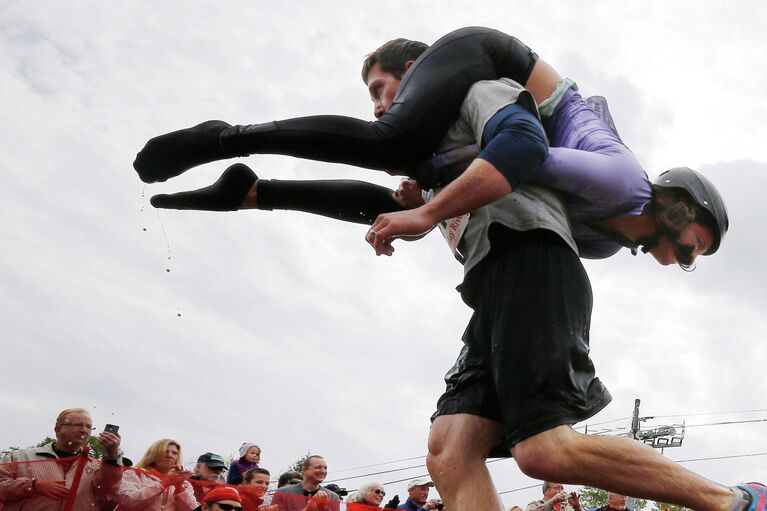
top-left (1, 0), bottom-right (766, 507)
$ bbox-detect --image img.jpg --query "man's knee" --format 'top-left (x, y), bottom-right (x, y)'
top-left (427, 415), bottom-right (502, 471)
top-left (512, 426), bottom-right (578, 480)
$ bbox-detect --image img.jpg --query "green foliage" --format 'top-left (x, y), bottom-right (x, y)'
top-left (286, 451), bottom-right (312, 473)
top-left (576, 487), bottom-right (648, 511)
top-left (579, 487), bottom-right (608, 509)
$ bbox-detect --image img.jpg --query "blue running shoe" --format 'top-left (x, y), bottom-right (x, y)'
top-left (738, 483), bottom-right (767, 511)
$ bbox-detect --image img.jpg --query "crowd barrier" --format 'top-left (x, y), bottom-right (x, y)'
top-left (0, 455), bottom-right (381, 511)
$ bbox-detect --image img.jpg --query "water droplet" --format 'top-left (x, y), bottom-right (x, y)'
top-left (166, 269), bottom-right (171, 273)
top-left (177, 313), bottom-right (182, 317)
top-left (142, 228), bottom-right (147, 232)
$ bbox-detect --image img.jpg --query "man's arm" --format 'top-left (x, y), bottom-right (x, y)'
top-left (365, 100), bottom-right (547, 256)
top-left (366, 157), bottom-right (511, 255)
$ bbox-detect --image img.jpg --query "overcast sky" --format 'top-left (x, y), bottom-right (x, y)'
top-left (1, 0), bottom-right (765, 507)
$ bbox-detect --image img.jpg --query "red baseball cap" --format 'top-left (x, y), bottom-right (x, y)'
top-left (201, 487), bottom-right (242, 504)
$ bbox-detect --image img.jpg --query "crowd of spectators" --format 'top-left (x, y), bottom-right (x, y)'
top-left (0, 409), bottom-right (634, 511)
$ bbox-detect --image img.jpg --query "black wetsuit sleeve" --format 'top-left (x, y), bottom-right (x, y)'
top-left (256, 179), bottom-right (405, 225)
top-left (479, 104), bottom-right (548, 189)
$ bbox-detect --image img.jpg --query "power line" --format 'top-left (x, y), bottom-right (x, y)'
top-left (331, 455), bottom-right (426, 475)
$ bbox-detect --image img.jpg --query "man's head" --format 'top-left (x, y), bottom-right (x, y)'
top-left (361, 38), bottom-right (428, 118)
top-left (200, 486), bottom-right (242, 511)
top-left (243, 468), bottom-right (271, 497)
top-left (607, 493), bottom-right (627, 511)
top-left (407, 478), bottom-right (434, 505)
top-left (195, 452), bottom-right (228, 482)
top-left (301, 455), bottom-right (328, 486)
top-left (54, 408), bottom-right (93, 453)
top-left (542, 482), bottom-right (564, 500)
top-left (277, 471), bottom-right (303, 488)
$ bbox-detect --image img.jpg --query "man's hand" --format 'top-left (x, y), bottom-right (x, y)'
top-left (98, 431), bottom-right (121, 460)
top-left (34, 479), bottom-right (69, 499)
top-left (393, 179), bottom-right (425, 209)
top-left (384, 495), bottom-right (400, 509)
top-left (304, 491), bottom-right (331, 511)
top-left (567, 492), bottom-right (581, 510)
top-left (365, 208), bottom-right (437, 256)
top-left (423, 499), bottom-right (440, 510)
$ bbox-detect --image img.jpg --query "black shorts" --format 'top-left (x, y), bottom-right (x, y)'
top-left (432, 228), bottom-right (611, 450)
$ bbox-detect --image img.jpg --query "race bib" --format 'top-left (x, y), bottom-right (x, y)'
top-left (438, 213), bottom-right (470, 255)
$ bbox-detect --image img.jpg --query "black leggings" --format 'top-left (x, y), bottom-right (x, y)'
top-left (257, 179), bottom-right (404, 225)
top-left (226, 27), bottom-right (537, 173)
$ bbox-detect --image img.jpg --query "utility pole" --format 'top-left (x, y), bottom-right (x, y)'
top-left (631, 398), bottom-right (641, 439)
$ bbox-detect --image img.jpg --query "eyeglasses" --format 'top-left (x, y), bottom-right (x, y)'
top-left (373, 489), bottom-right (386, 496)
top-left (60, 423), bottom-right (95, 431)
top-left (213, 504), bottom-right (243, 511)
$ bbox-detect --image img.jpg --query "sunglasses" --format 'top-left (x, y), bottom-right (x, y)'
top-left (373, 489), bottom-right (386, 496)
top-left (213, 504), bottom-right (243, 511)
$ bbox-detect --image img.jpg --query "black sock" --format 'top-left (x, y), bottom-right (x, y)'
top-left (150, 163), bottom-right (257, 211)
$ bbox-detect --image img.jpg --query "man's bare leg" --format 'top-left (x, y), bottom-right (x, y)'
top-left (427, 414), bottom-right (505, 511)
top-left (512, 425), bottom-right (733, 511)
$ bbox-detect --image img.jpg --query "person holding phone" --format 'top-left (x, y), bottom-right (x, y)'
top-left (0, 408), bottom-right (123, 510)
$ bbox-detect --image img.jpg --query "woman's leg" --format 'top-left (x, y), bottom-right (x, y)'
top-left (135, 27), bottom-right (541, 183)
top-left (150, 163), bottom-right (404, 225)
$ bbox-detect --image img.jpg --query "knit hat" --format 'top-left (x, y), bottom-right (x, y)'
top-left (239, 443), bottom-right (260, 458)
top-left (201, 487), bottom-right (241, 504)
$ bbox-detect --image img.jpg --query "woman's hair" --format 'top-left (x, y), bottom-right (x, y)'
top-left (347, 482), bottom-right (384, 503)
top-left (243, 468), bottom-right (271, 484)
top-left (648, 184), bottom-right (717, 267)
top-left (136, 439), bottom-right (182, 470)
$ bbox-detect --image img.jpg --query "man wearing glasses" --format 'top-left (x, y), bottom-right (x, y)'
top-left (198, 486), bottom-right (244, 511)
top-left (0, 407), bottom-right (123, 509)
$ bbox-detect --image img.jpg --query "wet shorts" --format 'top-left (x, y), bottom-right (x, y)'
top-left (432, 227), bottom-right (612, 451)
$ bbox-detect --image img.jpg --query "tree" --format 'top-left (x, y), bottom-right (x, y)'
top-left (576, 487), bottom-right (648, 511)
top-left (579, 487), bottom-right (608, 509)
top-left (286, 451), bottom-right (312, 473)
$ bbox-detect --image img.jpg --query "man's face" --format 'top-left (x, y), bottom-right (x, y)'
top-left (543, 483), bottom-right (564, 501)
top-left (366, 63), bottom-right (402, 119)
top-left (608, 493), bottom-right (627, 511)
top-left (648, 222), bottom-right (713, 267)
top-left (54, 412), bottom-right (92, 452)
top-left (408, 484), bottom-right (430, 505)
top-left (195, 463), bottom-right (225, 482)
top-left (302, 457), bottom-right (328, 485)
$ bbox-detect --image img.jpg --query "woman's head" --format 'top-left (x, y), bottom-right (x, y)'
top-left (136, 439), bottom-right (182, 473)
top-left (239, 443), bottom-right (261, 464)
top-left (647, 167), bottom-right (728, 268)
top-left (243, 468), bottom-right (271, 497)
top-left (348, 482), bottom-right (386, 507)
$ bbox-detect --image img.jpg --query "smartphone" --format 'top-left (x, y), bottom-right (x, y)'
top-left (104, 424), bottom-right (120, 434)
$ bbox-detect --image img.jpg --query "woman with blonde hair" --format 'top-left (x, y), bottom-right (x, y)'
top-left (118, 438), bottom-right (198, 511)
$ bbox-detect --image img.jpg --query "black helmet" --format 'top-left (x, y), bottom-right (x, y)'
top-left (654, 167), bottom-right (729, 255)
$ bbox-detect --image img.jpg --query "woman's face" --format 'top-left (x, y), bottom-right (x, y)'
top-left (365, 487), bottom-right (385, 506)
top-left (154, 444), bottom-right (180, 473)
top-left (244, 447), bottom-right (261, 464)
top-left (246, 473), bottom-right (271, 497)
top-left (649, 222), bottom-right (714, 267)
